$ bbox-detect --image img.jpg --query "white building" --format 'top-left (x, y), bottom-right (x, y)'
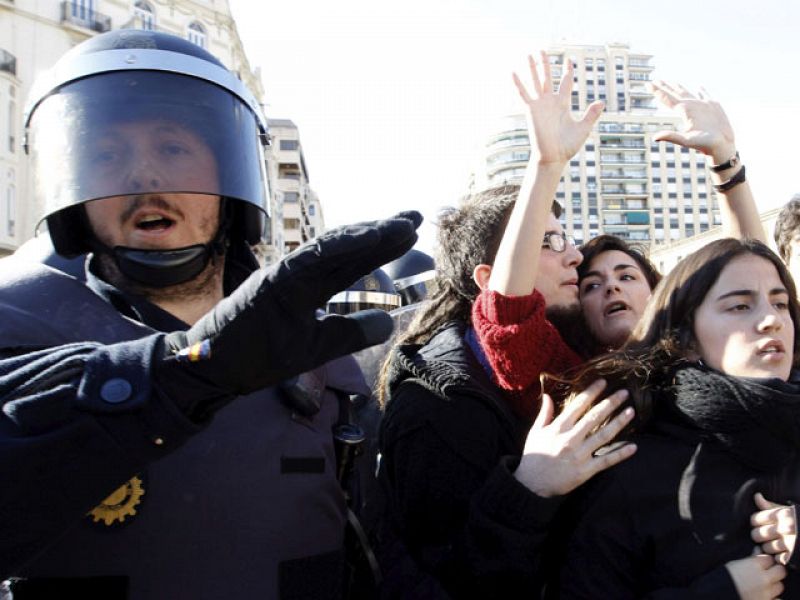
top-left (265, 118), bottom-right (324, 259)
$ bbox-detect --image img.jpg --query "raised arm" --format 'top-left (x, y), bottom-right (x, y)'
top-left (650, 81), bottom-right (765, 243)
top-left (488, 52), bottom-right (603, 296)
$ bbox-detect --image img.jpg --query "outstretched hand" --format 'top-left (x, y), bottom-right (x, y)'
top-left (513, 379), bottom-right (636, 498)
top-left (513, 51), bottom-right (604, 166)
top-left (164, 211), bottom-right (423, 396)
top-left (650, 81), bottom-right (737, 162)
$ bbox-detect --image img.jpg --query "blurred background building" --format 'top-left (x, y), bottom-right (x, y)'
top-left (0, 0), bottom-right (324, 261)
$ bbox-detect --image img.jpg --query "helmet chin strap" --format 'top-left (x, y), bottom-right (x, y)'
top-left (90, 200), bottom-right (230, 289)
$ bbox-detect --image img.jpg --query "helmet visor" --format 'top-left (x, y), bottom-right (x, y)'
top-left (28, 71), bottom-right (268, 224)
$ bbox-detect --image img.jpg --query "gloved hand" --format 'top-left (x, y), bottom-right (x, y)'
top-left (161, 211), bottom-right (422, 402)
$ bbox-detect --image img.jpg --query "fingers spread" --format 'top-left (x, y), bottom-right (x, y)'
top-left (573, 389), bottom-right (630, 441)
top-left (557, 378), bottom-right (607, 427)
top-left (528, 54), bottom-right (543, 95)
top-left (532, 393), bottom-right (555, 430)
top-left (587, 442), bottom-right (637, 477)
top-left (513, 72), bottom-right (534, 104)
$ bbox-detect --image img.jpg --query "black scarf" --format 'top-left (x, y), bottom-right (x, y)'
top-left (667, 365), bottom-right (800, 472)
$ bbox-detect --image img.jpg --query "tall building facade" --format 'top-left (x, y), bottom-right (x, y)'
top-left (265, 119), bottom-right (324, 260)
top-left (0, 0), bottom-right (299, 260)
top-left (476, 43), bottom-right (722, 249)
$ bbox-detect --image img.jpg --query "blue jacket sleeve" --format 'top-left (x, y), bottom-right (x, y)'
top-left (0, 335), bottom-right (201, 578)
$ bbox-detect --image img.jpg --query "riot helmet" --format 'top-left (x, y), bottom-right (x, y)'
top-left (24, 29), bottom-right (270, 287)
top-left (382, 248), bottom-right (436, 305)
top-left (326, 268), bottom-right (402, 315)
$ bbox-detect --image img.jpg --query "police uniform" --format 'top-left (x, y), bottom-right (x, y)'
top-left (0, 27), bottom-right (408, 600)
top-left (0, 255), bottom-right (369, 599)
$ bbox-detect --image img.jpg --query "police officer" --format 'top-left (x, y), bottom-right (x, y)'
top-left (382, 248), bottom-right (436, 306)
top-left (326, 268), bottom-right (402, 315)
top-left (0, 30), bottom-right (419, 599)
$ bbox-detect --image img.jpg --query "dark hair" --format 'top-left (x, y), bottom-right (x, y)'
top-left (773, 194), bottom-right (800, 263)
top-left (376, 185), bottom-right (561, 405)
top-left (578, 234), bottom-right (661, 290)
top-left (555, 238), bottom-right (800, 429)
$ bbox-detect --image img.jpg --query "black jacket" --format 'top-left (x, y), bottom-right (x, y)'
top-left (555, 369), bottom-right (800, 599)
top-left (378, 321), bottom-right (563, 599)
top-left (0, 257), bottom-right (367, 599)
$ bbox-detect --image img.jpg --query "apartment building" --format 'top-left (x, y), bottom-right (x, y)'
top-left (265, 118), bottom-right (324, 258)
top-left (0, 0), bottom-right (281, 258)
top-left (476, 43), bottom-right (722, 249)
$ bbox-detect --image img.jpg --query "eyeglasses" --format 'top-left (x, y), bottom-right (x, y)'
top-left (542, 232), bottom-right (576, 253)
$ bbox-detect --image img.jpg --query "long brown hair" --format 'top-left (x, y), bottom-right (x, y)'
top-left (554, 238), bottom-right (800, 429)
top-left (377, 185), bottom-right (544, 406)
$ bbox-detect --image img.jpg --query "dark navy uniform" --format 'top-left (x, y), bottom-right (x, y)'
top-left (0, 255), bottom-right (368, 598)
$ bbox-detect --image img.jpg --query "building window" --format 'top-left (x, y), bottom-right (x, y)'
top-left (187, 22), bottom-right (206, 48)
top-left (308, 203), bottom-right (315, 216)
top-left (283, 218), bottom-right (301, 230)
top-left (134, 1), bottom-right (155, 30)
top-left (7, 94), bottom-right (14, 153)
top-left (283, 192), bottom-right (299, 203)
top-left (279, 139), bottom-right (299, 151)
top-left (71, 0), bottom-right (95, 21)
top-left (6, 183), bottom-right (14, 237)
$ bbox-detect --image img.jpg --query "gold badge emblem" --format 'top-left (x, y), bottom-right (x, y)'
top-left (363, 275), bottom-right (379, 291)
top-left (88, 475), bottom-right (145, 526)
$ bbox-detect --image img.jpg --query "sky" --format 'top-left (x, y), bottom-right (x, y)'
top-left (229, 0), bottom-right (800, 253)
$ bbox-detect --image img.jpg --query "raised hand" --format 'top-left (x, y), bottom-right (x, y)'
top-left (650, 81), bottom-right (736, 163)
top-left (512, 51), bottom-right (604, 166)
top-left (751, 492), bottom-right (798, 566)
top-left (725, 553), bottom-right (786, 600)
top-left (513, 379), bottom-right (636, 498)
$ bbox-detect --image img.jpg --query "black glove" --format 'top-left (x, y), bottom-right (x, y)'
top-left (160, 211), bottom-right (421, 407)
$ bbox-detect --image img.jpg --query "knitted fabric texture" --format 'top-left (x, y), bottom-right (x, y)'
top-left (669, 365), bottom-right (800, 472)
top-left (472, 289), bottom-right (582, 420)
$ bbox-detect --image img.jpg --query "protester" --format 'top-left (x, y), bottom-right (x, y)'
top-left (476, 77), bottom-right (766, 392)
top-left (0, 30), bottom-right (419, 599)
top-left (376, 52), bottom-right (636, 598)
top-left (773, 194), bottom-right (800, 288)
top-left (553, 238), bottom-right (796, 598)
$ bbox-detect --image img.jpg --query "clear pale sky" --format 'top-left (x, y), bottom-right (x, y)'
top-left (229, 0), bottom-right (800, 252)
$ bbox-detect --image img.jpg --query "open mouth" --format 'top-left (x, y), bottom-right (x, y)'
top-left (758, 342), bottom-right (786, 355)
top-left (135, 214), bottom-right (175, 232)
top-left (604, 301), bottom-right (629, 317)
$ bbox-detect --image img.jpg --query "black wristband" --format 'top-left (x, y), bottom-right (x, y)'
top-left (710, 150), bottom-right (740, 173)
top-left (713, 164), bottom-right (746, 193)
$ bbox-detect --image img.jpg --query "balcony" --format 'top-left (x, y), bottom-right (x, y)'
top-left (61, 1), bottom-right (112, 32)
top-left (599, 139), bottom-right (646, 150)
top-left (597, 123), bottom-right (644, 134)
top-left (0, 49), bottom-right (16, 76)
top-left (600, 169), bottom-right (647, 180)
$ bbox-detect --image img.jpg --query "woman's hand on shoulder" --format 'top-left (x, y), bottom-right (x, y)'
top-left (513, 378), bottom-right (636, 497)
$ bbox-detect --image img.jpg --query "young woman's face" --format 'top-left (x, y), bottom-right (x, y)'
top-left (579, 249), bottom-right (653, 350)
top-left (693, 254), bottom-right (795, 381)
